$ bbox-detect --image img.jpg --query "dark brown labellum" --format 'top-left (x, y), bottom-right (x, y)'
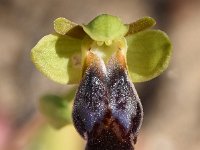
top-left (73, 51), bottom-right (143, 150)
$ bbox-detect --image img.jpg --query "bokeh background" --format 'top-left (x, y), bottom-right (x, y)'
top-left (1, 0), bottom-right (200, 150)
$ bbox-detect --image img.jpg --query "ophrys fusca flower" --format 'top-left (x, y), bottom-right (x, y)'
top-left (31, 14), bottom-right (172, 150)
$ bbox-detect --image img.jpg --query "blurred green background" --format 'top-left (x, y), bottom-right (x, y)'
top-left (0, 0), bottom-right (200, 150)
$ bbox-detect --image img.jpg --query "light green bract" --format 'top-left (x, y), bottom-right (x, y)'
top-left (40, 94), bottom-right (72, 129)
top-left (31, 14), bottom-right (172, 84)
top-left (39, 87), bottom-right (76, 129)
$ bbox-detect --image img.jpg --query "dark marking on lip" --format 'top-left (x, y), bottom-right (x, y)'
top-left (72, 50), bottom-right (143, 150)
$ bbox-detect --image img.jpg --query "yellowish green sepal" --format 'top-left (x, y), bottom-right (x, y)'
top-left (31, 34), bottom-right (82, 84)
top-left (82, 14), bottom-right (129, 42)
top-left (126, 30), bottom-right (172, 82)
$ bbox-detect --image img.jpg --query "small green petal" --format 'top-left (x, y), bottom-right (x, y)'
top-left (54, 17), bottom-right (86, 39)
top-left (31, 34), bottom-right (82, 84)
top-left (39, 95), bottom-right (72, 129)
top-left (54, 17), bottom-right (77, 35)
top-left (126, 30), bottom-right (172, 82)
top-left (82, 14), bottom-right (128, 42)
top-left (126, 17), bottom-right (156, 36)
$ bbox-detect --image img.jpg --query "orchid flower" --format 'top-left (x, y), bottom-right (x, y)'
top-left (31, 14), bottom-right (172, 150)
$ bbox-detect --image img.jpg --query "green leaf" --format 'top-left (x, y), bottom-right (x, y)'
top-left (31, 34), bottom-right (82, 84)
top-left (82, 14), bottom-right (128, 42)
top-left (39, 95), bottom-right (72, 129)
top-left (126, 17), bottom-right (156, 36)
top-left (126, 30), bottom-right (172, 82)
top-left (54, 17), bottom-right (86, 39)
